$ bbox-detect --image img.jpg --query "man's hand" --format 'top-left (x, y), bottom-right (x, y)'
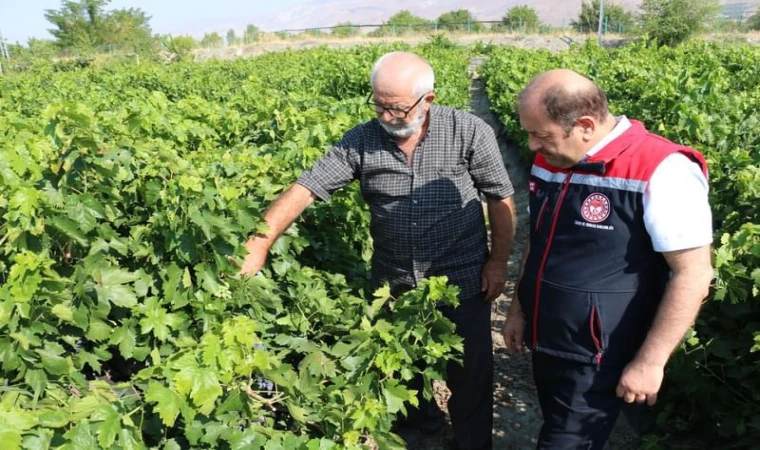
top-left (481, 258), bottom-right (508, 302)
top-left (238, 184), bottom-right (317, 277)
top-left (615, 358), bottom-right (665, 406)
top-left (615, 245), bottom-right (711, 407)
top-left (502, 312), bottom-right (525, 355)
top-left (240, 238), bottom-right (267, 277)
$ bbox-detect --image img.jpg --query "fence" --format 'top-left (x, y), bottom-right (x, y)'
top-left (269, 19), bottom-right (629, 39)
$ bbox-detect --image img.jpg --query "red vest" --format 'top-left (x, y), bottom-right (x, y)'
top-left (519, 120), bottom-right (707, 366)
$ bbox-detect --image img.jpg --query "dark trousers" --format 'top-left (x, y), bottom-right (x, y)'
top-left (399, 293), bottom-right (494, 450)
top-left (532, 352), bottom-right (626, 450)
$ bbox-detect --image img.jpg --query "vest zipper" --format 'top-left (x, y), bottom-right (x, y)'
top-left (590, 304), bottom-right (603, 369)
top-left (535, 197), bottom-right (549, 231)
top-left (532, 173), bottom-right (573, 349)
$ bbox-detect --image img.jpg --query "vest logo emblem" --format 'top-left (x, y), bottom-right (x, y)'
top-left (581, 193), bottom-right (611, 223)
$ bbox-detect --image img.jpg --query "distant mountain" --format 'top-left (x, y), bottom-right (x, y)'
top-left (181, 0), bottom-right (759, 37)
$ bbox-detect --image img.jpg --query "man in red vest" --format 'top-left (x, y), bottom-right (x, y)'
top-left (502, 69), bottom-right (714, 449)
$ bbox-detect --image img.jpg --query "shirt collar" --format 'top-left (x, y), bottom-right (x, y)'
top-left (585, 116), bottom-right (631, 158)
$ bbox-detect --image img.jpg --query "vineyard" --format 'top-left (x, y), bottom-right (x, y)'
top-left (481, 40), bottom-right (760, 448)
top-left (0, 38), bottom-right (758, 449)
top-left (0, 43), bottom-right (475, 449)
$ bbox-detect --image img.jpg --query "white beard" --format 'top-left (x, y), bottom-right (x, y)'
top-left (379, 106), bottom-right (426, 138)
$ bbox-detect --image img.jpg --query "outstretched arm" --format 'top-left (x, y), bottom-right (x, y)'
top-left (240, 183), bottom-right (316, 276)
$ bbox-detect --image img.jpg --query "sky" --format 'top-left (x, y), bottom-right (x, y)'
top-left (1, 0), bottom-right (309, 45)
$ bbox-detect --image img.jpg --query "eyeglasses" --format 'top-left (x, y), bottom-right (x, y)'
top-left (366, 92), bottom-right (429, 119)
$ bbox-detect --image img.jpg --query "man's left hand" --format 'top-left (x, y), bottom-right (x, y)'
top-left (616, 358), bottom-right (665, 406)
top-left (481, 258), bottom-right (507, 302)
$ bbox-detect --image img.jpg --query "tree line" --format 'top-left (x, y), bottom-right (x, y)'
top-left (7, 0), bottom-right (760, 64)
top-left (7, 0), bottom-right (261, 62)
top-left (361, 1), bottom-right (758, 46)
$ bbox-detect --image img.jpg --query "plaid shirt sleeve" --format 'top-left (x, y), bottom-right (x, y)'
top-left (468, 123), bottom-right (515, 199)
top-left (296, 132), bottom-right (361, 201)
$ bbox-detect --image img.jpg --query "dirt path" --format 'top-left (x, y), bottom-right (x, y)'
top-left (469, 57), bottom-right (540, 450)
top-left (413, 58), bottom-right (639, 450)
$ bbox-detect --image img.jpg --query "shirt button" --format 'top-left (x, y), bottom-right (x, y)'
top-left (412, 200), bottom-right (418, 204)
top-left (412, 222), bottom-right (417, 226)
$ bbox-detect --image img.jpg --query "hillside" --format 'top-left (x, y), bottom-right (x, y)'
top-left (189, 0), bottom-right (758, 35)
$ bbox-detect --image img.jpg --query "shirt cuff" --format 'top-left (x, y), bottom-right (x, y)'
top-left (652, 235), bottom-right (712, 253)
top-left (295, 176), bottom-right (331, 202)
top-left (480, 185), bottom-right (515, 199)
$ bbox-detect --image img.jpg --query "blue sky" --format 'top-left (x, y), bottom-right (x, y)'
top-left (1, 0), bottom-right (309, 45)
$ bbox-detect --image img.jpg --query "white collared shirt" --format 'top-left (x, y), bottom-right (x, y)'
top-left (589, 116), bottom-right (712, 252)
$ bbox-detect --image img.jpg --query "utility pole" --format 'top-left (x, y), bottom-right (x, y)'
top-left (0, 29), bottom-right (10, 74)
top-left (597, 0), bottom-right (605, 45)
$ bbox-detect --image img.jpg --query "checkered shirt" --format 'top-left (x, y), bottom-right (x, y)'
top-left (297, 105), bottom-right (514, 299)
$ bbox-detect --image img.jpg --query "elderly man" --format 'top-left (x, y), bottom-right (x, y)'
top-left (502, 69), bottom-right (714, 449)
top-left (241, 51), bottom-right (516, 450)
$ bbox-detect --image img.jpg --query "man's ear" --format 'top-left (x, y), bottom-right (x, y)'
top-left (426, 92), bottom-right (436, 103)
top-left (576, 116), bottom-right (596, 140)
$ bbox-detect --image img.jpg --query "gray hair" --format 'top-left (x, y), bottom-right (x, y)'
top-left (370, 52), bottom-right (435, 97)
top-left (518, 75), bottom-right (610, 134)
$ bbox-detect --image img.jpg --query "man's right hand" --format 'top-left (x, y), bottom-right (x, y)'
top-left (240, 238), bottom-right (267, 276)
top-left (502, 311), bottom-right (526, 355)
top-left (238, 184), bottom-right (317, 277)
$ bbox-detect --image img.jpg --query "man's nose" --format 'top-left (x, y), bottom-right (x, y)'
top-left (527, 135), bottom-right (541, 152)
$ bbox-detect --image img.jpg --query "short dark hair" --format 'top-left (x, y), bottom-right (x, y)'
top-left (519, 83), bottom-right (610, 135)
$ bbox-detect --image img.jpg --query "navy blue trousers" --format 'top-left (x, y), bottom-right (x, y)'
top-left (399, 293), bottom-right (494, 450)
top-left (532, 352), bottom-right (626, 450)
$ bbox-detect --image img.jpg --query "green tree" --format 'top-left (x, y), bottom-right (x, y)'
top-left (369, 10), bottom-right (431, 36)
top-left (243, 24), bottom-right (259, 43)
top-left (23, 38), bottom-right (59, 59)
top-left (332, 22), bottom-right (360, 37)
top-left (715, 18), bottom-right (745, 32)
top-left (436, 9), bottom-right (484, 33)
top-left (5, 38), bottom-right (59, 69)
top-left (749, 12), bottom-right (760, 31)
top-left (44, 0), bottom-right (152, 53)
top-left (44, 0), bottom-right (110, 50)
top-left (200, 32), bottom-right (224, 48)
top-left (162, 35), bottom-right (195, 61)
top-left (226, 29), bottom-right (237, 46)
top-left (101, 8), bottom-right (152, 52)
top-left (570, 0), bottom-right (634, 34)
top-left (502, 5), bottom-right (542, 32)
top-left (304, 28), bottom-right (324, 38)
top-left (639, 0), bottom-right (720, 46)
